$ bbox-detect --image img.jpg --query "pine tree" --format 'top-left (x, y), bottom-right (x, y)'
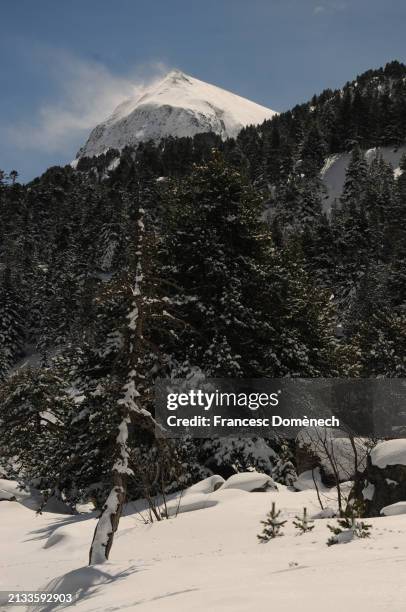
top-left (352, 309), bottom-right (406, 377)
top-left (386, 154), bottom-right (406, 306)
top-left (327, 507), bottom-right (371, 546)
top-left (272, 439), bottom-right (297, 486)
top-left (0, 267), bottom-right (25, 379)
top-left (340, 144), bottom-right (368, 208)
top-left (0, 365), bottom-right (74, 503)
top-left (331, 147), bottom-right (370, 307)
top-left (257, 502), bottom-right (287, 542)
top-left (88, 204), bottom-right (180, 564)
top-left (364, 154), bottom-right (395, 259)
top-left (300, 124), bottom-right (326, 178)
top-left (89, 205), bottom-right (155, 564)
top-left (9, 170), bottom-right (19, 185)
top-left (300, 213), bottom-right (335, 289)
top-left (161, 152), bottom-right (338, 378)
top-left (293, 507), bottom-right (315, 534)
top-left (273, 174), bottom-right (324, 235)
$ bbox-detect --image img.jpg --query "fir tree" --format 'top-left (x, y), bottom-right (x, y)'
top-left (293, 507), bottom-right (315, 534)
top-left (352, 309), bottom-right (406, 377)
top-left (0, 365), bottom-right (74, 504)
top-left (340, 144), bottom-right (368, 208)
top-left (161, 152), bottom-right (338, 378)
top-left (272, 439), bottom-right (297, 486)
top-left (88, 205), bottom-right (180, 564)
top-left (257, 502), bottom-right (287, 542)
top-left (0, 267), bottom-right (25, 379)
top-left (327, 508), bottom-right (371, 546)
top-left (386, 154), bottom-right (406, 306)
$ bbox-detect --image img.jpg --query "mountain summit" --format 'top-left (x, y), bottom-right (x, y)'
top-left (77, 70), bottom-right (277, 158)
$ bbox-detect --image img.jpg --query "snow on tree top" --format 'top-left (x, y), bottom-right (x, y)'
top-left (370, 439), bottom-right (406, 469)
top-left (77, 70), bottom-right (277, 158)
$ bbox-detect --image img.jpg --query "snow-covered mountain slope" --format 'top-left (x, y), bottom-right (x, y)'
top-left (2, 474), bottom-right (406, 611)
top-left (321, 145), bottom-right (406, 213)
top-left (77, 70), bottom-right (277, 158)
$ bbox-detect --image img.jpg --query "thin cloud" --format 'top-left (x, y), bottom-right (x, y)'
top-left (313, 2), bottom-right (347, 15)
top-left (6, 50), bottom-right (169, 154)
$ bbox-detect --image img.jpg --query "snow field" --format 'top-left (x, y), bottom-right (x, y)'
top-left (1, 471), bottom-right (406, 611)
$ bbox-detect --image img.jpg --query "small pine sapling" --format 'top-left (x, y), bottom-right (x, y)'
top-left (293, 507), bottom-right (315, 534)
top-left (327, 505), bottom-right (372, 546)
top-left (257, 502), bottom-right (287, 542)
top-left (353, 519), bottom-right (372, 539)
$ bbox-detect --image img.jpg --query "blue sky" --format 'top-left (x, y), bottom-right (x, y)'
top-left (1, 0), bottom-right (406, 181)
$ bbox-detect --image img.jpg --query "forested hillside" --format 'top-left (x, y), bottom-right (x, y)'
top-left (1, 61), bottom-right (406, 512)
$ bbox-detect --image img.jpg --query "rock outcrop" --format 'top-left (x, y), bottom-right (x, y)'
top-left (360, 440), bottom-right (406, 516)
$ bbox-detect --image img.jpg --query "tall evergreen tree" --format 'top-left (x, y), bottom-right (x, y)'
top-left (161, 152), bottom-right (338, 378)
top-left (0, 267), bottom-right (25, 378)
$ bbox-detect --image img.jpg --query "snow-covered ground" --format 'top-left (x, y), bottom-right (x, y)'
top-left (1, 474), bottom-right (406, 612)
top-left (78, 70), bottom-right (277, 158)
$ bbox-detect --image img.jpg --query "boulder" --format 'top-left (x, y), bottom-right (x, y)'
top-left (360, 440), bottom-right (406, 516)
top-left (220, 472), bottom-right (278, 492)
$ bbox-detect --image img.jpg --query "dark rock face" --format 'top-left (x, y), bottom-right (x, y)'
top-left (296, 439), bottom-right (364, 488)
top-left (296, 444), bottom-right (320, 475)
top-left (204, 458), bottom-right (237, 480)
top-left (361, 459), bottom-right (406, 517)
top-left (296, 444), bottom-right (339, 487)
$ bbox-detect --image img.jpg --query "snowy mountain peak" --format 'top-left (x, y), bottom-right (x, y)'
top-left (165, 69), bottom-right (190, 81)
top-left (77, 71), bottom-right (277, 158)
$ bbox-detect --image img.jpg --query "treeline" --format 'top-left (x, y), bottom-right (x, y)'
top-left (239, 59), bottom-right (406, 186)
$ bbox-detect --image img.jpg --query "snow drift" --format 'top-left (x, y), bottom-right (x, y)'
top-left (2, 474), bottom-right (406, 612)
top-left (370, 439), bottom-right (406, 469)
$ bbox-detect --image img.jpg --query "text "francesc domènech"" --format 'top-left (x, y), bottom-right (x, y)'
top-left (154, 380), bottom-right (342, 438)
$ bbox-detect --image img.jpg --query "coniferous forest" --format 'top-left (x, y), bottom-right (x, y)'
top-left (1, 60), bottom-right (406, 522)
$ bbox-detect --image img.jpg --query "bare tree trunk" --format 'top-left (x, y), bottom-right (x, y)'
top-left (323, 439), bottom-right (343, 513)
top-left (89, 472), bottom-right (127, 565)
top-left (311, 467), bottom-right (324, 510)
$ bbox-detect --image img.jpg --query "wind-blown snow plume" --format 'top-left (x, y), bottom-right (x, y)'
top-left (6, 50), bottom-right (169, 154)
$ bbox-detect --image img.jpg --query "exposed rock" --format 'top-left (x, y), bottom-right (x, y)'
top-left (204, 457), bottom-right (237, 480)
top-left (296, 430), bottom-right (367, 487)
top-left (359, 440), bottom-right (406, 517)
top-left (296, 443), bottom-right (320, 476)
